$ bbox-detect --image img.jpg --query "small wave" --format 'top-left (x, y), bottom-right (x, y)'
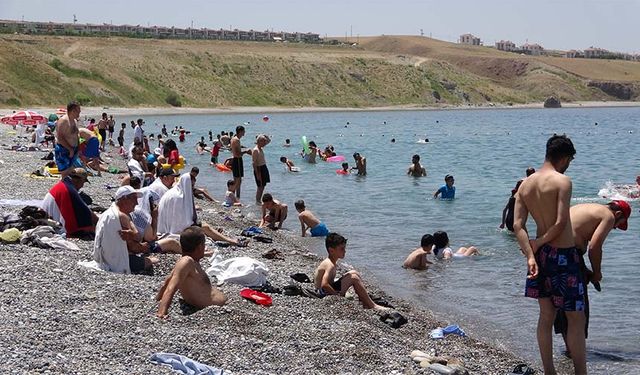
top-left (597, 181), bottom-right (640, 201)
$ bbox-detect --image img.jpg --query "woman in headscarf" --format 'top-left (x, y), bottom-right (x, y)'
top-left (157, 174), bottom-right (247, 246)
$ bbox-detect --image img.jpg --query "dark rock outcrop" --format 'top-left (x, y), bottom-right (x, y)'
top-left (543, 96), bottom-right (562, 108)
top-left (587, 81), bottom-right (635, 100)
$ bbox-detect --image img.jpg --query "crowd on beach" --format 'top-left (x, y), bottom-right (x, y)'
top-left (3, 101), bottom-right (636, 374)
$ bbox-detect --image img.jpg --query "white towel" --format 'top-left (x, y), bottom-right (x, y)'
top-left (93, 204), bottom-right (130, 274)
top-left (206, 253), bottom-right (269, 287)
top-left (157, 173), bottom-right (195, 234)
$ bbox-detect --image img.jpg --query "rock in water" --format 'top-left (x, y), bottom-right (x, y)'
top-left (543, 96), bottom-right (562, 108)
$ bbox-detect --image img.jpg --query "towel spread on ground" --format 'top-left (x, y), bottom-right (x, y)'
top-left (206, 252), bottom-right (268, 287)
top-left (93, 204), bottom-right (130, 273)
top-left (149, 353), bottom-right (225, 375)
top-left (20, 226), bottom-right (80, 251)
top-left (42, 177), bottom-right (94, 236)
top-left (157, 173), bottom-right (196, 235)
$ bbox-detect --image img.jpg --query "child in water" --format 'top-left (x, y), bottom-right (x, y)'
top-left (280, 156), bottom-right (296, 172)
top-left (336, 162), bottom-right (349, 175)
top-left (403, 234), bottom-right (435, 270)
top-left (434, 174), bottom-right (455, 200)
top-left (432, 231), bottom-right (479, 259)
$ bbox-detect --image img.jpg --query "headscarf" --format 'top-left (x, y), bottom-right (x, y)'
top-left (157, 173), bottom-right (195, 234)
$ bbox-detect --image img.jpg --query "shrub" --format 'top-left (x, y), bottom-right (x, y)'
top-left (74, 93), bottom-right (91, 105)
top-left (165, 92), bottom-right (182, 107)
top-left (5, 97), bottom-right (21, 107)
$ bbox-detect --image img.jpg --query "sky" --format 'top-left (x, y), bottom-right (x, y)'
top-left (1, 0), bottom-right (639, 53)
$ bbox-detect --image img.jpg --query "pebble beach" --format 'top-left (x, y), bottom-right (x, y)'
top-left (0, 129), bottom-right (539, 374)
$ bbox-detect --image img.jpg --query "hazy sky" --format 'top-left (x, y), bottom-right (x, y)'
top-left (1, 0), bottom-right (638, 53)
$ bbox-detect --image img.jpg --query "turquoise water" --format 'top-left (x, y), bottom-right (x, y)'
top-left (119, 107), bottom-right (640, 373)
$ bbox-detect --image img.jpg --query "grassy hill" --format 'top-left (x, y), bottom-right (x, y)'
top-left (1, 34), bottom-right (639, 108)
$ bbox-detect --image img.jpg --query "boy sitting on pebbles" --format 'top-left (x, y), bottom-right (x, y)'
top-left (259, 193), bottom-right (288, 229)
top-left (314, 233), bottom-right (388, 311)
top-left (156, 226), bottom-right (227, 319)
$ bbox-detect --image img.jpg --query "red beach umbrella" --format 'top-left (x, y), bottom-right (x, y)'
top-left (55, 107), bottom-right (67, 116)
top-left (0, 110), bottom-right (48, 126)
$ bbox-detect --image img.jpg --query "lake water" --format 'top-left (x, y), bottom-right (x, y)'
top-left (117, 107), bottom-right (640, 373)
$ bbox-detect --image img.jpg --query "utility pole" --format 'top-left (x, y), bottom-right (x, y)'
top-left (73, 14), bottom-right (77, 24)
top-left (420, 29), bottom-right (424, 37)
top-left (350, 25), bottom-right (353, 40)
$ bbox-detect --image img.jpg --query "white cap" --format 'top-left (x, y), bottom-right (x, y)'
top-left (115, 186), bottom-right (141, 201)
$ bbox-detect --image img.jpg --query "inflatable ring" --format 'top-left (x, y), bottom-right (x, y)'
top-left (215, 163), bottom-right (231, 172)
top-left (161, 156), bottom-right (186, 171)
top-left (326, 155), bottom-right (345, 163)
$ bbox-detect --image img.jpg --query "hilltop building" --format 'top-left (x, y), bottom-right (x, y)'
top-left (459, 33), bottom-right (481, 46)
top-left (521, 43), bottom-right (544, 56)
top-left (495, 40), bottom-right (516, 52)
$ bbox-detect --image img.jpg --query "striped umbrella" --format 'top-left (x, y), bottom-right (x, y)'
top-left (0, 110), bottom-right (48, 126)
top-left (55, 107), bottom-right (67, 115)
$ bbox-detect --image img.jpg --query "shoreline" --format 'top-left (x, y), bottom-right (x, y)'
top-left (2, 100), bottom-right (640, 118)
top-left (0, 129), bottom-right (539, 374)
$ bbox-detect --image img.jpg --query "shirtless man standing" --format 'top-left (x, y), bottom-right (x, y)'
top-left (55, 102), bottom-right (81, 180)
top-left (156, 226), bottom-right (227, 318)
top-left (252, 134), bottom-right (271, 204)
top-left (97, 112), bottom-right (109, 150)
top-left (407, 154), bottom-right (427, 177)
top-left (513, 134), bottom-right (586, 375)
top-left (352, 152), bottom-right (367, 176)
top-left (556, 200), bottom-right (631, 356)
top-left (230, 126), bottom-right (251, 199)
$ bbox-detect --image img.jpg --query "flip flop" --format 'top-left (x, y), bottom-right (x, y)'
top-left (240, 288), bottom-right (273, 306)
top-left (290, 273), bottom-right (312, 283)
top-left (509, 363), bottom-right (535, 375)
top-left (254, 235), bottom-right (273, 243)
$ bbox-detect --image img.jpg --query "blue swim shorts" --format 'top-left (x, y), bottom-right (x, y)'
top-left (525, 244), bottom-right (586, 311)
top-left (54, 144), bottom-right (79, 172)
top-left (310, 222), bottom-right (329, 237)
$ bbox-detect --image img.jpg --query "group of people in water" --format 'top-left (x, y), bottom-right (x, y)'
top-left (34, 102), bottom-right (633, 374)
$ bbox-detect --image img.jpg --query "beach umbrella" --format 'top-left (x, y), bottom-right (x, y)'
top-left (55, 107), bottom-right (67, 116)
top-left (0, 110), bottom-right (48, 126)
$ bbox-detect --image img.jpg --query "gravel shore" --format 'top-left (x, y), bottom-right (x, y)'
top-left (0, 129), bottom-right (533, 374)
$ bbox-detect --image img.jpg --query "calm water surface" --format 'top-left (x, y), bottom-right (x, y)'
top-left (120, 107), bottom-right (640, 373)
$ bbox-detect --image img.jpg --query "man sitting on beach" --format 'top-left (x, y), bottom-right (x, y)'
top-left (42, 167), bottom-right (98, 237)
top-left (156, 226), bottom-right (227, 318)
top-left (295, 199), bottom-right (329, 237)
top-left (145, 167), bottom-right (178, 203)
top-left (513, 134), bottom-right (586, 375)
top-left (190, 167), bottom-right (218, 203)
top-left (407, 154), bottom-right (427, 177)
top-left (55, 101), bottom-right (81, 180)
top-left (555, 200), bottom-right (631, 357)
top-left (94, 186), bottom-right (159, 274)
top-left (403, 234), bottom-right (435, 270)
top-left (314, 233), bottom-right (387, 310)
top-left (260, 193), bottom-right (288, 229)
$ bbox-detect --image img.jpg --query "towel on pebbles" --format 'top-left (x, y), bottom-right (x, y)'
top-left (150, 352), bottom-right (227, 375)
top-left (20, 225), bottom-right (80, 251)
top-left (206, 252), bottom-right (268, 287)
